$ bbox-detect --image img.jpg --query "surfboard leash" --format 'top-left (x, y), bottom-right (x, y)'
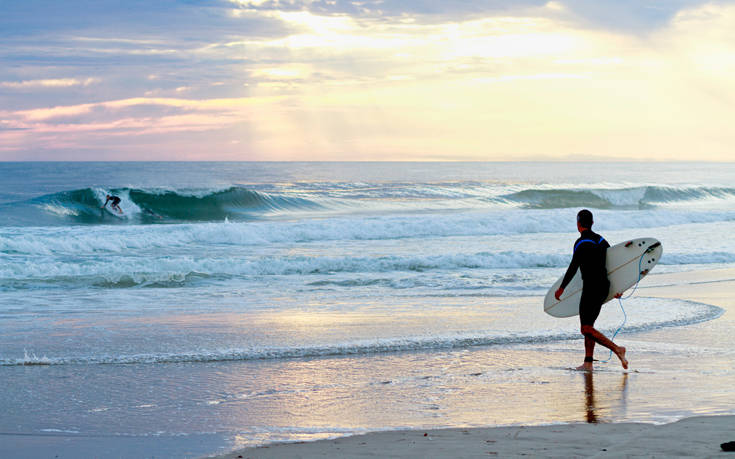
top-left (598, 297), bottom-right (628, 363)
top-left (599, 250), bottom-right (648, 363)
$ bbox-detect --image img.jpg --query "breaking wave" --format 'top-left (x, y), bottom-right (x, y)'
top-left (0, 186), bottom-right (320, 225)
top-left (501, 185), bottom-right (735, 209)
top-left (2, 184), bottom-right (735, 226)
top-left (3, 248), bottom-right (735, 289)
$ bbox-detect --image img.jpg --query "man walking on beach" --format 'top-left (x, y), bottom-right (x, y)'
top-left (555, 209), bottom-right (628, 371)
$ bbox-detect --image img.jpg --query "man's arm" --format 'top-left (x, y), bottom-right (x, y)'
top-left (560, 250), bottom-right (581, 289)
top-left (555, 250), bottom-right (581, 300)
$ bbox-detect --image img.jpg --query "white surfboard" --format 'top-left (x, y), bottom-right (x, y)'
top-left (544, 238), bottom-right (663, 318)
top-left (101, 206), bottom-right (124, 218)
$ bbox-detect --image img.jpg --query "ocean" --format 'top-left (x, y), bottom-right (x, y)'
top-left (2, 162), bottom-right (735, 458)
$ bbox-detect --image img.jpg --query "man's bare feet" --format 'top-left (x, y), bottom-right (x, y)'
top-left (616, 346), bottom-right (628, 369)
top-left (576, 362), bottom-right (593, 371)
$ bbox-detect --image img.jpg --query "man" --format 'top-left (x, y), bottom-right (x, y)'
top-left (555, 209), bottom-right (628, 371)
top-left (102, 194), bottom-right (122, 214)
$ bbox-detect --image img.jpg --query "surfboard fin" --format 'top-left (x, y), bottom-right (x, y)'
top-left (645, 242), bottom-right (661, 253)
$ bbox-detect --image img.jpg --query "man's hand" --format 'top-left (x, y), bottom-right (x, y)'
top-left (554, 287), bottom-right (564, 301)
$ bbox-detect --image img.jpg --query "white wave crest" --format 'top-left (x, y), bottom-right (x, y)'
top-left (3, 208), bottom-right (735, 256)
top-left (0, 251), bottom-right (568, 285)
top-left (3, 247), bottom-right (735, 287)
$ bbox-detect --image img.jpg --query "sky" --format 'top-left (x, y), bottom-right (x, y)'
top-left (1, 0), bottom-right (734, 161)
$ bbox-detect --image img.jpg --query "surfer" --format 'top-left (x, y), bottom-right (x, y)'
top-left (102, 194), bottom-right (122, 214)
top-left (555, 209), bottom-right (628, 371)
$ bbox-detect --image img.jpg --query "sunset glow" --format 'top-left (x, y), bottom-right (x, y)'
top-left (1, 1), bottom-right (734, 160)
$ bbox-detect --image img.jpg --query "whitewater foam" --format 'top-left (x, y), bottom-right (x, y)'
top-left (0, 251), bottom-right (567, 285)
top-left (1, 298), bottom-right (721, 366)
top-left (8, 248), bottom-right (735, 289)
top-left (4, 206), bottom-right (735, 257)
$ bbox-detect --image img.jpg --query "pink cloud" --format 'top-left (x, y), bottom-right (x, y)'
top-left (0, 78), bottom-right (100, 89)
top-left (0, 96), bottom-right (269, 156)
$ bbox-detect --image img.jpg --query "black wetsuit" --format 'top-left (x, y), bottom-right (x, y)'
top-left (107, 196), bottom-right (121, 206)
top-left (560, 229), bottom-right (610, 325)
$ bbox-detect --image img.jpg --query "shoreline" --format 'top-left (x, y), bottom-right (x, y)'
top-left (211, 415), bottom-right (735, 458)
top-left (210, 268), bottom-right (735, 458)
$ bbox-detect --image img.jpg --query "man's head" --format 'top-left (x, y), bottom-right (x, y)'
top-left (577, 209), bottom-right (593, 230)
top-left (106, 195), bottom-right (111, 199)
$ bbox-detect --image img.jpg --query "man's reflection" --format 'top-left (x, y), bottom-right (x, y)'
top-left (583, 371), bottom-right (629, 423)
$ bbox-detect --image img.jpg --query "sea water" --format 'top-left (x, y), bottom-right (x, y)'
top-left (1, 162), bottom-right (734, 458)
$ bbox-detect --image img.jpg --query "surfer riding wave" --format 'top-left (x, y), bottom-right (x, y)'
top-left (102, 194), bottom-right (122, 214)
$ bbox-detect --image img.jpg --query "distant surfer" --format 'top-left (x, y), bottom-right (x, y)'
top-left (102, 194), bottom-right (122, 214)
top-left (555, 209), bottom-right (628, 371)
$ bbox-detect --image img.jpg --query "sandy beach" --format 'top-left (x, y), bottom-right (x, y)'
top-left (214, 415), bottom-right (735, 458)
top-left (210, 268), bottom-right (735, 458)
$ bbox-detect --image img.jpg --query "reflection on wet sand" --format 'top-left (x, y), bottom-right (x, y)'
top-left (584, 371), bottom-right (629, 423)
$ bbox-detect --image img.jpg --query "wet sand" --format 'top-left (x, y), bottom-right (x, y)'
top-left (210, 268), bottom-right (735, 458)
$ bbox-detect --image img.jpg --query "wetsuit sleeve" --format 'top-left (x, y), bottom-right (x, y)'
top-left (560, 249), bottom-right (582, 290)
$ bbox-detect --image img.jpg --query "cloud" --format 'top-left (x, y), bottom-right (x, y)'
top-left (0, 95), bottom-right (288, 158)
top-left (0, 78), bottom-right (100, 89)
top-left (7, 95), bottom-right (279, 122)
top-left (229, 0), bottom-right (549, 21)
top-left (560, 0), bottom-right (710, 33)
top-left (2, 1), bottom-right (735, 160)
top-left (228, 0), bottom-right (712, 33)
